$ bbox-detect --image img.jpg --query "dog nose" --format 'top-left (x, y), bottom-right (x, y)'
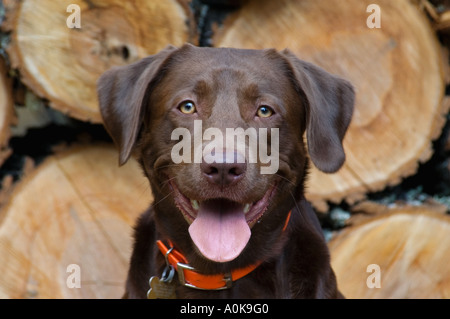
top-left (201, 152), bottom-right (246, 186)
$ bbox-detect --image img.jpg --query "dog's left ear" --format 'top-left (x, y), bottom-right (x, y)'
top-left (281, 49), bottom-right (355, 173)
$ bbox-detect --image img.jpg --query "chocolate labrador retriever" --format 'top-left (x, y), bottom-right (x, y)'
top-left (97, 44), bottom-right (354, 299)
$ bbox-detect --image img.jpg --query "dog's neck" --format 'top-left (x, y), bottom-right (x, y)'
top-left (154, 211), bottom-right (292, 291)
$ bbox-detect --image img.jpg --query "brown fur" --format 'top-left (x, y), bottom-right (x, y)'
top-left (97, 44), bottom-right (354, 299)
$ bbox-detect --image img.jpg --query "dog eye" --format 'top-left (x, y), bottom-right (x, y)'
top-left (178, 101), bottom-right (196, 114)
top-left (256, 105), bottom-right (274, 118)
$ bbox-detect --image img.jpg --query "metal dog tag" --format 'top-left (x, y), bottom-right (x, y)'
top-left (147, 265), bottom-right (177, 299)
top-left (147, 276), bottom-right (177, 299)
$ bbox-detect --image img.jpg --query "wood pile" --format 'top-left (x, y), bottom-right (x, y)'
top-left (0, 0), bottom-right (448, 298)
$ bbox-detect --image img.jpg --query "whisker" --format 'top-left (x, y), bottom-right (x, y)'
top-left (274, 173), bottom-right (296, 187)
top-left (289, 191), bottom-right (302, 216)
top-left (148, 190), bottom-right (175, 210)
top-left (137, 180), bottom-right (151, 201)
top-left (155, 163), bottom-right (183, 171)
top-left (160, 176), bottom-right (177, 189)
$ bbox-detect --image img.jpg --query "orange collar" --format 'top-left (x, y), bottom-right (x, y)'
top-left (156, 210), bottom-right (291, 290)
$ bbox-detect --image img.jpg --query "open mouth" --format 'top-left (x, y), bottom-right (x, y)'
top-left (169, 181), bottom-right (276, 263)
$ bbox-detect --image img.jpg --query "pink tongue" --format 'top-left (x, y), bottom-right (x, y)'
top-left (188, 200), bottom-right (251, 263)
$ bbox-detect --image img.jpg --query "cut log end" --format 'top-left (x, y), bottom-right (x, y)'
top-left (6, 0), bottom-right (194, 123)
top-left (329, 205), bottom-right (450, 298)
top-left (0, 144), bottom-right (151, 298)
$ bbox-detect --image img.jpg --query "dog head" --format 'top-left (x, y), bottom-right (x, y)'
top-left (97, 44), bottom-right (354, 268)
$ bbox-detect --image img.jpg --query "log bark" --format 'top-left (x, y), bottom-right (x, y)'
top-left (0, 144), bottom-right (151, 298)
top-left (214, 0), bottom-right (448, 211)
top-left (5, 0), bottom-right (194, 123)
top-left (329, 205), bottom-right (450, 298)
top-left (421, 0), bottom-right (450, 31)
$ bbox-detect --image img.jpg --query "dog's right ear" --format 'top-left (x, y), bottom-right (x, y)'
top-left (97, 45), bottom-right (177, 165)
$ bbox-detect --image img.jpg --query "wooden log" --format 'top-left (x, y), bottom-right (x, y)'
top-left (4, 0), bottom-right (193, 123)
top-left (214, 0), bottom-right (448, 211)
top-left (329, 205), bottom-right (450, 298)
top-left (421, 0), bottom-right (450, 31)
top-left (0, 144), bottom-right (151, 298)
top-left (0, 58), bottom-right (15, 166)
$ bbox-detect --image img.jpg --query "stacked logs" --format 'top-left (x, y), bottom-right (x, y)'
top-left (0, 0), bottom-right (449, 298)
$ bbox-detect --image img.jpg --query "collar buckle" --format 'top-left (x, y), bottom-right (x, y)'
top-left (177, 262), bottom-right (232, 290)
